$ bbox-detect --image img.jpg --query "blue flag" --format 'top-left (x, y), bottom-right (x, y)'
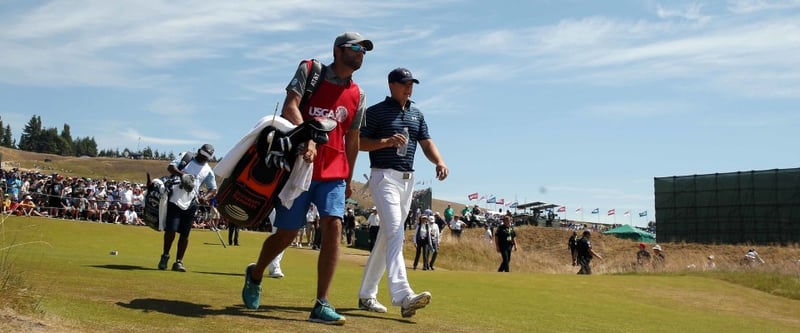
top-left (591, 208), bottom-right (599, 214)
top-left (639, 211), bottom-right (648, 217)
top-left (486, 196), bottom-right (496, 204)
top-left (509, 202), bottom-right (518, 208)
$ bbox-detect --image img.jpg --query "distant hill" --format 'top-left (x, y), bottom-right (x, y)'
top-left (0, 146), bottom-right (462, 213)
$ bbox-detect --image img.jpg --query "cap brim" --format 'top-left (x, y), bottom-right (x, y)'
top-left (355, 39), bottom-right (374, 51)
top-left (397, 78), bottom-right (420, 84)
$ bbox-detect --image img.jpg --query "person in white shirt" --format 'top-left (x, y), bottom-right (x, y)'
top-left (427, 215), bottom-right (441, 270)
top-left (131, 185), bottom-right (144, 214)
top-left (123, 207), bottom-right (143, 225)
top-left (366, 207), bottom-right (380, 252)
top-left (157, 144), bottom-right (218, 272)
top-left (449, 216), bottom-right (465, 239)
top-left (118, 182), bottom-right (134, 212)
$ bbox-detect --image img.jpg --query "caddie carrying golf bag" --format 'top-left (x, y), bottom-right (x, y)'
top-left (217, 117), bottom-right (337, 228)
top-left (142, 152), bottom-right (194, 231)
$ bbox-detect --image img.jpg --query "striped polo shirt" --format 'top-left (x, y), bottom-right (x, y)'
top-left (361, 97), bottom-right (431, 172)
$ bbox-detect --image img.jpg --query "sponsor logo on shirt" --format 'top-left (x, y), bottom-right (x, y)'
top-left (308, 105), bottom-right (349, 122)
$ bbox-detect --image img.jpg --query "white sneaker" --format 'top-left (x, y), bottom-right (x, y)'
top-left (358, 298), bottom-right (387, 313)
top-left (400, 291), bottom-right (431, 318)
top-left (268, 268), bottom-right (284, 278)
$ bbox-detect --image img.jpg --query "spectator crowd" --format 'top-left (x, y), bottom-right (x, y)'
top-left (1, 167), bottom-right (223, 228)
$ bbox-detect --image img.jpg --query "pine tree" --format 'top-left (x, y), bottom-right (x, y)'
top-left (18, 115), bottom-right (43, 151)
top-left (2, 125), bottom-right (14, 148)
top-left (60, 124), bottom-right (74, 156)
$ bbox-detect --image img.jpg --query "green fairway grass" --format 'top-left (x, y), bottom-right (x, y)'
top-left (2, 216), bottom-right (800, 333)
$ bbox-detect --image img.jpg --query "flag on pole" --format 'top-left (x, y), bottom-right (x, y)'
top-left (591, 208), bottom-right (599, 214)
top-left (557, 206), bottom-right (566, 212)
top-left (486, 196), bottom-right (496, 204)
top-left (608, 209), bottom-right (615, 216)
top-left (509, 202), bottom-right (518, 208)
top-left (479, 195), bottom-right (486, 201)
top-left (575, 207), bottom-right (582, 213)
top-left (624, 210), bottom-right (630, 216)
top-left (639, 211), bottom-right (648, 217)
top-left (468, 192), bottom-right (478, 200)
top-left (496, 198), bottom-right (505, 205)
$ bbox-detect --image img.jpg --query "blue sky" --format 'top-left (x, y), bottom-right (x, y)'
top-left (1, 0), bottom-right (799, 226)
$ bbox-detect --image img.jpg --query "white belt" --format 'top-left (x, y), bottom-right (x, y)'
top-left (374, 168), bottom-right (413, 180)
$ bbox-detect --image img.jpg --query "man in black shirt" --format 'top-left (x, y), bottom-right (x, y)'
top-left (344, 208), bottom-right (356, 245)
top-left (568, 231), bottom-right (578, 266)
top-left (576, 230), bottom-right (602, 275)
top-left (494, 216), bottom-right (517, 272)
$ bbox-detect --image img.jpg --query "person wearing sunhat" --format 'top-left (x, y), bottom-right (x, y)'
top-left (2, 193), bottom-right (12, 214)
top-left (412, 215), bottom-right (433, 271)
top-left (18, 195), bottom-right (43, 217)
top-left (652, 244), bottom-right (665, 270)
top-left (157, 143), bottom-right (217, 273)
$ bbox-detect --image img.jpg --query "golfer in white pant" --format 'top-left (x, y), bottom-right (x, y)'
top-left (357, 67), bottom-right (449, 318)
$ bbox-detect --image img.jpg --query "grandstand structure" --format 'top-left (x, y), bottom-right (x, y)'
top-left (655, 167), bottom-right (800, 245)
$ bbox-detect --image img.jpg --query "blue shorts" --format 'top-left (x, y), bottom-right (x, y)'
top-left (274, 180), bottom-right (345, 230)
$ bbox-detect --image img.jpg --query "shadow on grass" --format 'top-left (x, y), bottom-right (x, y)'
top-left (116, 298), bottom-right (422, 324)
top-left (116, 298), bottom-right (308, 322)
top-left (337, 307), bottom-right (417, 324)
top-left (88, 264), bottom-right (156, 271)
top-left (89, 264), bottom-right (243, 277)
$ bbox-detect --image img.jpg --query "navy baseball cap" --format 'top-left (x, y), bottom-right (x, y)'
top-left (334, 32), bottom-right (373, 51)
top-left (388, 68), bottom-right (419, 84)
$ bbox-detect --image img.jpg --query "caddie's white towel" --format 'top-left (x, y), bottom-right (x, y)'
top-left (214, 115), bottom-right (296, 178)
top-left (278, 156), bottom-right (312, 209)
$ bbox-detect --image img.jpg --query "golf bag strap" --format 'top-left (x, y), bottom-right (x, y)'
top-left (298, 59), bottom-right (326, 112)
top-left (177, 151), bottom-right (194, 171)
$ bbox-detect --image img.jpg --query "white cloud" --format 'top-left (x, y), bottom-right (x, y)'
top-left (148, 97), bottom-right (195, 116)
top-left (657, 3), bottom-right (712, 22)
top-left (427, 11), bottom-right (800, 98)
top-left (727, 0), bottom-right (800, 13)
top-left (0, 0), bottom-right (446, 87)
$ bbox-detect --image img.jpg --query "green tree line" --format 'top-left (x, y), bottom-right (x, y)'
top-left (0, 115), bottom-right (178, 160)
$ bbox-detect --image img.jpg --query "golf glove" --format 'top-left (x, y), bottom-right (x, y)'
top-left (180, 173), bottom-right (195, 192)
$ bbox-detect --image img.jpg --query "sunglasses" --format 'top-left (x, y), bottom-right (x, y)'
top-left (340, 43), bottom-right (368, 54)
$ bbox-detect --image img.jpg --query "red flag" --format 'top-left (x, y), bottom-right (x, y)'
top-left (557, 206), bottom-right (566, 212)
top-left (496, 198), bottom-right (505, 205)
top-left (608, 209), bottom-right (615, 216)
top-left (468, 192), bottom-right (478, 200)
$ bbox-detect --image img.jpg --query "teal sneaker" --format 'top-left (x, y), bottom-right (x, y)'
top-left (242, 263), bottom-right (262, 309)
top-left (308, 299), bottom-right (346, 325)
